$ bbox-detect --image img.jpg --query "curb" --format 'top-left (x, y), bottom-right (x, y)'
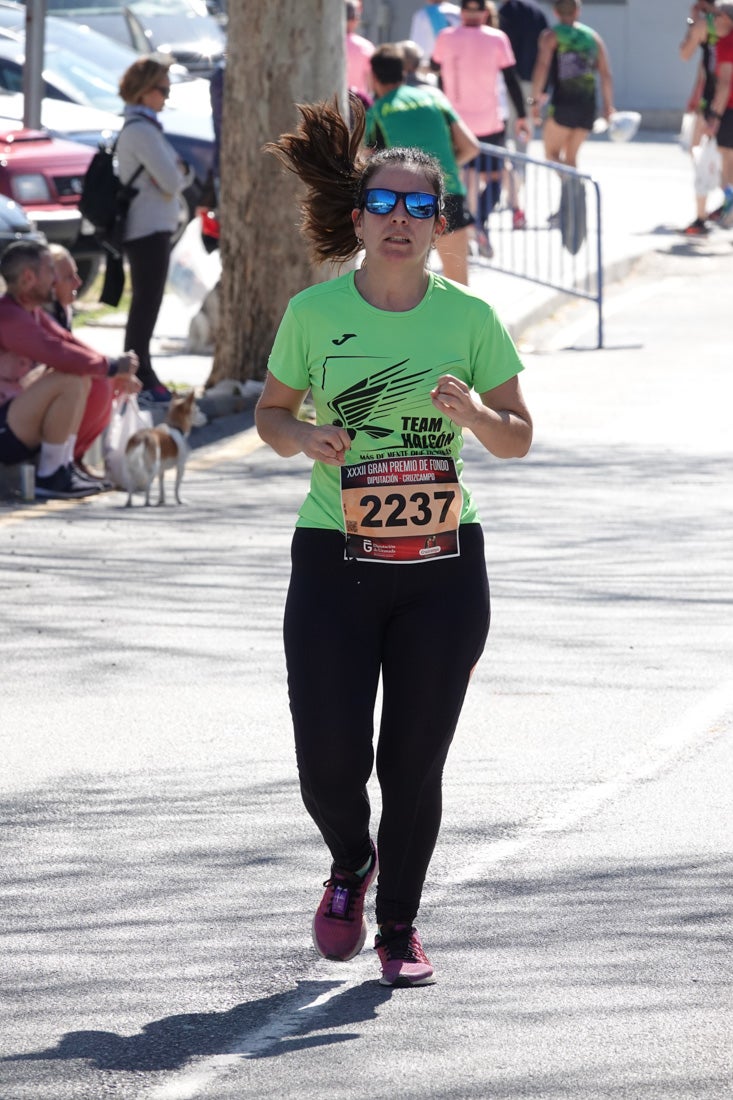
top-left (0, 391), bottom-right (260, 505)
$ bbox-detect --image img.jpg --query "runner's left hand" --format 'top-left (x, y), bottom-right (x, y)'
top-left (431, 375), bottom-right (480, 429)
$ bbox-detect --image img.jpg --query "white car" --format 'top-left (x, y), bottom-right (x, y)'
top-left (18, 0), bottom-right (226, 77)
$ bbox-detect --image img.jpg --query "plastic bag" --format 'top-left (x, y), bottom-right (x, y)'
top-left (167, 216), bottom-right (222, 306)
top-left (608, 111), bottom-right (642, 144)
top-left (678, 111), bottom-right (696, 153)
top-left (103, 395), bottom-right (153, 490)
top-left (692, 135), bottom-right (722, 196)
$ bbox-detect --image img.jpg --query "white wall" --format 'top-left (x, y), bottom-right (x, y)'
top-left (360, 0), bottom-right (699, 127)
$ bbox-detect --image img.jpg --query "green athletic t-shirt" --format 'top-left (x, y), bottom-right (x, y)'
top-left (267, 271), bottom-right (524, 532)
top-left (365, 84), bottom-right (465, 196)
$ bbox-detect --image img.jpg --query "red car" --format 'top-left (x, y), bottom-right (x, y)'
top-left (0, 124), bottom-right (101, 287)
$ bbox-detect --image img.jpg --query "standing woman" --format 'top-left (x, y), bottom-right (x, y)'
top-left (256, 97), bottom-right (532, 987)
top-left (117, 56), bottom-right (188, 404)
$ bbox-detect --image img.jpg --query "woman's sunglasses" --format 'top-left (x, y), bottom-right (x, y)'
top-left (362, 189), bottom-right (439, 219)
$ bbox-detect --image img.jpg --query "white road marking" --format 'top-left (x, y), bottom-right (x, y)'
top-left (146, 680), bottom-right (733, 1099)
top-left (148, 982), bottom-right (353, 1099)
top-left (454, 679), bottom-right (733, 883)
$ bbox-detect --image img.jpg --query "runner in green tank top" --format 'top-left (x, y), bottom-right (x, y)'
top-left (528, 0), bottom-right (614, 170)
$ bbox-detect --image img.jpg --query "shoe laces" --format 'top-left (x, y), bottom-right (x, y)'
top-left (376, 925), bottom-right (428, 963)
top-left (322, 869), bottom-right (364, 921)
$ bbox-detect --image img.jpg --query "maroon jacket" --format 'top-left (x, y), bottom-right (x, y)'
top-left (0, 293), bottom-right (108, 407)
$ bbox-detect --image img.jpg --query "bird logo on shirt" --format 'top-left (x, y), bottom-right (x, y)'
top-left (325, 358), bottom-right (433, 441)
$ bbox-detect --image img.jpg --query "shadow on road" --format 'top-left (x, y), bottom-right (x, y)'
top-left (1, 979), bottom-right (392, 1072)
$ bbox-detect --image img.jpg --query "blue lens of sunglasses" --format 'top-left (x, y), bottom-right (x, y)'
top-left (363, 189), bottom-right (438, 219)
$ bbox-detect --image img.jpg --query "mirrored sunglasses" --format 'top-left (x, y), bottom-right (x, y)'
top-left (362, 188), bottom-right (439, 219)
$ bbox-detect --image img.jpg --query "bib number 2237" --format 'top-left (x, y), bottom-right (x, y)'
top-left (341, 455), bottom-right (462, 563)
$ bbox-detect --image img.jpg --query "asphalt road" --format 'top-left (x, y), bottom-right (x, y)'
top-left (1, 242), bottom-right (731, 1100)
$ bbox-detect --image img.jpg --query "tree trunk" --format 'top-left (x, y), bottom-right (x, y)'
top-left (207, 0), bottom-right (345, 386)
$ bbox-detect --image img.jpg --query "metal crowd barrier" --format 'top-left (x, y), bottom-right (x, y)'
top-left (466, 142), bottom-right (604, 348)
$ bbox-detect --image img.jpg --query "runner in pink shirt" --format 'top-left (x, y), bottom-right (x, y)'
top-left (433, 0), bottom-right (530, 253)
top-left (346, 0), bottom-right (375, 101)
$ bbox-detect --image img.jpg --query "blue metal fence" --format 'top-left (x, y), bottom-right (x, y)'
top-left (466, 142), bottom-right (604, 348)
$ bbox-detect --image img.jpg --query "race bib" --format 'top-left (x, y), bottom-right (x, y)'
top-left (341, 455), bottom-right (463, 563)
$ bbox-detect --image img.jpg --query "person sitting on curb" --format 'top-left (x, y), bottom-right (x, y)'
top-left (45, 245), bottom-right (123, 483)
top-left (0, 240), bottom-right (140, 500)
top-left (46, 244), bottom-right (82, 332)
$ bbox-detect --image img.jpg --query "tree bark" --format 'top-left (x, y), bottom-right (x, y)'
top-left (207, 0), bottom-right (345, 386)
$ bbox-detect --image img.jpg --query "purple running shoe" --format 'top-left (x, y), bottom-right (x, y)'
top-left (374, 924), bottom-right (436, 987)
top-left (312, 841), bottom-right (378, 961)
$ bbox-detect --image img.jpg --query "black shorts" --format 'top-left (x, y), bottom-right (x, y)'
top-left (550, 97), bottom-right (596, 132)
top-left (0, 401), bottom-right (38, 465)
top-left (716, 108), bottom-right (733, 149)
top-left (443, 192), bottom-right (475, 232)
top-left (470, 130), bottom-right (506, 175)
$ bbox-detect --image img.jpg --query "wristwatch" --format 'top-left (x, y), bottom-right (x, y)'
top-left (526, 96), bottom-right (537, 106)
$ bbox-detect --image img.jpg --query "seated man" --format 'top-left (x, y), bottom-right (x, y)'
top-left (0, 240), bottom-right (140, 500)
top-left (45, 245), bottom-right (122, 481)
top-left (46, 243), bottom-right (81, 332)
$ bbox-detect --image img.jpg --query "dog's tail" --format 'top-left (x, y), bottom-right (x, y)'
top-left (124, 435), bottom-right (160, 492)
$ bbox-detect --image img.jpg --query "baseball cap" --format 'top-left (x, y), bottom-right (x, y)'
top-left (715, 1), bottom-right (733, 18)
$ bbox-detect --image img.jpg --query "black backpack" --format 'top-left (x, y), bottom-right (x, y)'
top-left (78, 123), bottom-right (144, 256)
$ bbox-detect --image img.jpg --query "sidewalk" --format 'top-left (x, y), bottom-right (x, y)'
top-left (0, 129), bottom-right (714, 501)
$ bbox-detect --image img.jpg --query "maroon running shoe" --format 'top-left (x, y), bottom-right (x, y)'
top-left (374, 924), bottom-right (436, 987)
top-left (312, 841), bottom-right (378, 961)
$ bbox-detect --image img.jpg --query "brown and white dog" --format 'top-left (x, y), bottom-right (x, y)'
top-left (124, 390), bottom-right (197, 507)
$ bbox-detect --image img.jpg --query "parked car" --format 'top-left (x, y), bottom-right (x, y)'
top-left (0, 12), bottom-right (215, 204)
top-left (0, 189), bottom-right (45, 259)
top-left (17, 0), bottom-right (226, 77)
top-left (1, 90), bottom-right (120, 146)
top-left (0, 124), bottom-right (101, 287)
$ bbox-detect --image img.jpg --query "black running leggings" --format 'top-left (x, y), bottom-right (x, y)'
top-left (124, 231), bottom-right (172, 390)
top-left (284, 524), bottom-right (490, 926)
